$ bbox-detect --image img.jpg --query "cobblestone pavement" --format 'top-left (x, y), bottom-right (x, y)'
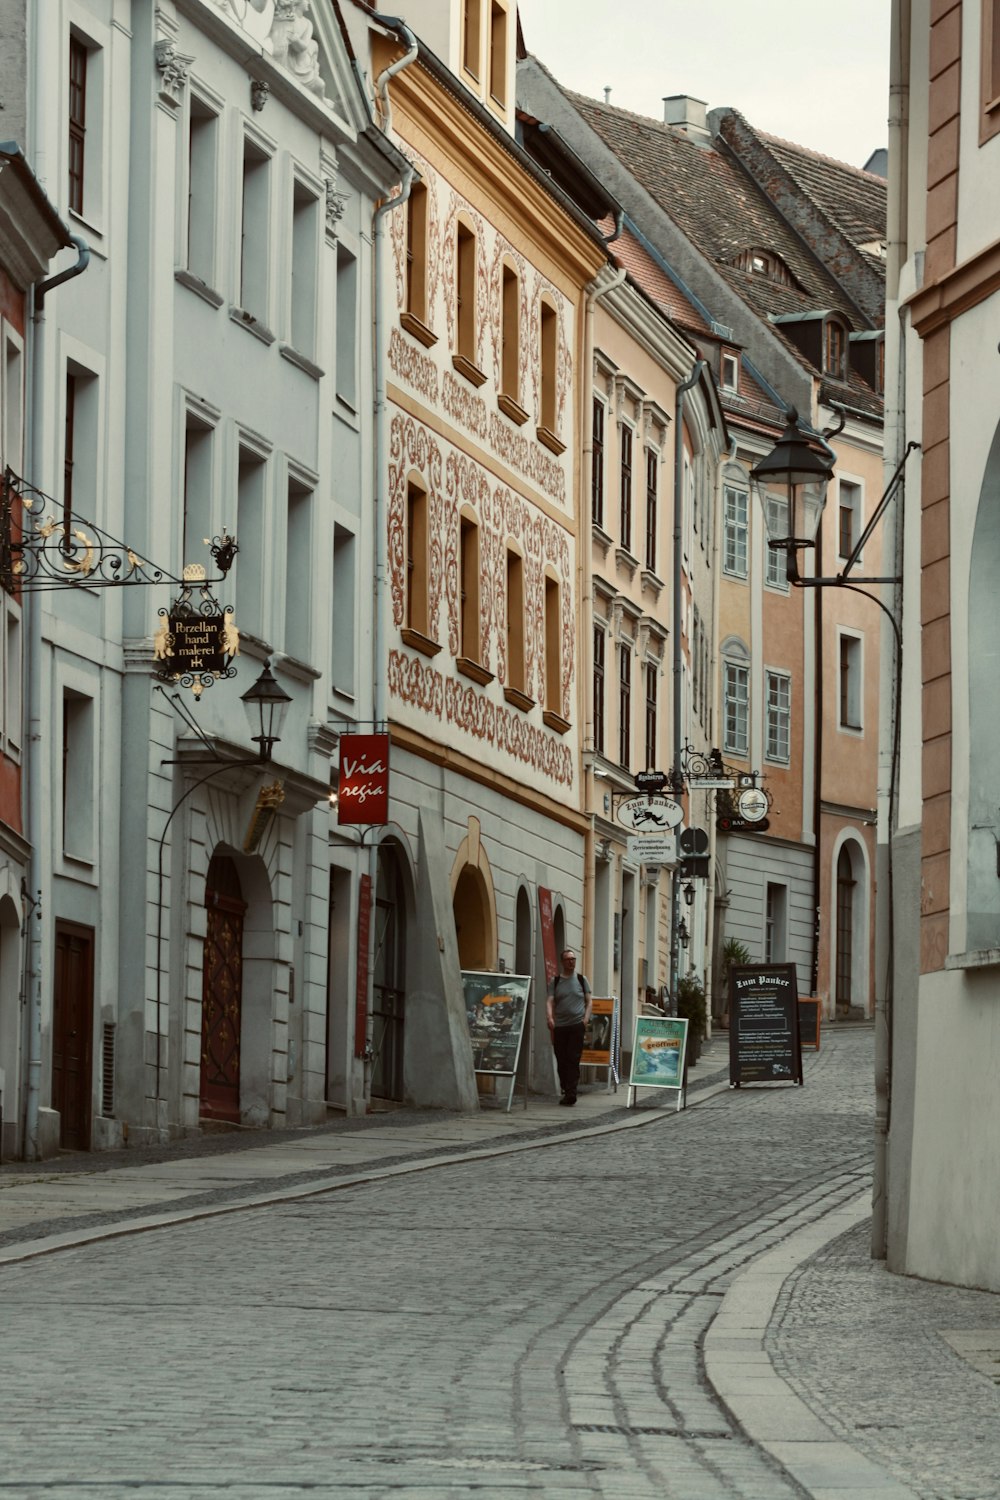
top-left (0, 1029), bottom-right (897, 1499)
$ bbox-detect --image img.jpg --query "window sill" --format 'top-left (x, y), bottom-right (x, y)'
top-left (400, 626), bottom-right (441, 658)
top-left (641, 568), bottom-right (664, 596)
top-left (945, 949), bottom-right (1000, 972)
top-left (542, 709), bottom-right (571, 735)
top-left (536, 424), bottom-right (566, 457)
top-left (615, 546), bottom-right (639, 580)
top-left (592, 523), bottom-right (613, 560)
top-left (452, 354), bottom-right (488, 388)
top-left (279, 344), bottom-right (325, 381)
top-left (400, 312), bottom-right (437, 349)
top-left (175, 269), bottom-right (225, 308)
top-left (229, 306), bottom-right (275, 345)
top-left (497, 393), bottom-right (529, 426)
top-left (456, 656), bottom-right (494, 686)
top-left (504, 686), bottom-right (534, 712)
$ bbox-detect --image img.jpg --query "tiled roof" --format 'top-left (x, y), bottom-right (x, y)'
top-left (605, 224), bottom-right (711, 333)
top-left (760, 131), bottom-right (887, 255)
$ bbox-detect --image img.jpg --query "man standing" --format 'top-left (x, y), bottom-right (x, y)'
top-left (546, 948), bottom-right (592, 1106)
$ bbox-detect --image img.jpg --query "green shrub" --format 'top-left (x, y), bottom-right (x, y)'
top-left (676, 972), bottom-right (708, 1043)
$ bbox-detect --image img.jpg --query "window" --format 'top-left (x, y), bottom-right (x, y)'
top-left (721, 351), bottom-right (739, 392)
top-left (3, 331), bottom-right (24, 474)
top-left (765, 883), bottom-right (787, 963)
top-left (235, 445), bottom-right (266, 634)
top-left (506, 549), bottom-right (525, 694)
top-left (64, 371), bottom-right (76, 515)
top-left (182, 414), bottom-right (213, 569)
top-left (839, 633), bottom-right (862, 731)
top-left (336, 243), bottom-right (357, 409)
top-left (538, 299), bottom-right (559, 444)
top-left (544, 574), bottom-right (561, 715)
top-left (404, 182), bottom-right (429, 329)
top-left (488, 1), bottom-right (508, 107)
top-left (68, 37), bottom-right (87, 215)
top-left (1, 600), bottom-right (22, 759)
top-left (63, 363), bottom-right (99, 526)
top-left (723, 660), bottom-right (749, 757)
top-left (838, 479), bottom-right (862, 563)
top-left (981, 0), bottom-right (1000, 141)
top-left (187, 97), bottom-right (219, 286)
top-left (645, 449), bottom-right (657, 571)
top-left (62, 690), bottom-right (95, 861)
top-left (239, 136), bottom-right (271, 319)
top-left (825, 320), bottom-right (845, 379)
top-left (765, 494), bottom-right (789, 589)
top-left (619, 423), bottom-right (633, 553)
top-left (723, 486), bottom-right (748, 578)
top-left (644, 661), bottom-right (657, 770)
top-left (405, 480), bottom-right (429, 637)
top-left (331, 523), bottom-right (356, 696)
top-left (462, 0), bottom-right (482, 78)
top-left (459, 515), bottom-right (481, 662)
top-left (765, 670), bottom-right (791, 763)
top-left (455, 220), bottom-right (477, 365)
top-left (285, 477), bottom-right (312, 661)
top-left (290, 180), bottom-right (319, 357)
top-left (593, 625), bottom-right (605, 754)
top-left (592, 397), bottom-right (605, 528)
top-left (618, 641), bottom-right (631, 767)
top-left (501, 262), bottom-right (519, 401)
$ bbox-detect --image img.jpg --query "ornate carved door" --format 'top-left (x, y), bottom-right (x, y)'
top-left (200, 855), bottom-right (247, 1123)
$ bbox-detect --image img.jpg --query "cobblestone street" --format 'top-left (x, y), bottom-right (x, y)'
top-left (0, 1030), bottom-right (996, 1499)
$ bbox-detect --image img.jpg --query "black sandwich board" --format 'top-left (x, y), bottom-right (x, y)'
top-left (728, 963), bottom-right (803, 1087)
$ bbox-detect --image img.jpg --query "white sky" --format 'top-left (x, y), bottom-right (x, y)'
top-left (517, 0), bottom-right (891, 171)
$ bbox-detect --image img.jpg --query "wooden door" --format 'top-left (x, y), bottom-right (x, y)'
top-left (52, 922), bottom-right (94, 1151)
top-left (200, 856), bottom-right (247, 1123)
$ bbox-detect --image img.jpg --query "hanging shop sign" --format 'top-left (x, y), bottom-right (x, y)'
top-left (616, 796), bottom-right (684, 832)
top-left (153, 566), bottom-right (239, 698)
top-left (538, 887), bottom-right (558, 987)
top-left (728, 963), bottom-right (803, 1087)
top-left (717, 814), bottom-right (771, 834)
top-left (635, 770), bottom-right (668, 795)
top-left (462, 970), bottom-right (532, 1113)
top-left (737, 787), bottom-right (769, 822)
top-left (626, 834), bottom-right (678, 866)
top-left (337, 733), bottom-right (389, 825)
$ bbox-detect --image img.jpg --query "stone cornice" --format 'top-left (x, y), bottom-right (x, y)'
top-left (907, 234), bottom-right (1000, 337)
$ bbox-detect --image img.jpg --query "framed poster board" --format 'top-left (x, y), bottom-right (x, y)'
top-left (582, 997), bottom-right (619, 1088)
top-left (729, 963), bottom-right (803, 1086)
top-left (462, 971), bottom-right (531, 1112)
top-left (798, 998), bottom-right (821, 1051)
top-left (627, 1015), bottom-right (689, 1110)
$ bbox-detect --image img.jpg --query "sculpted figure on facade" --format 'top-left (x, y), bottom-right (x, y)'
top-left (214, 0), bottom-right (327, 100)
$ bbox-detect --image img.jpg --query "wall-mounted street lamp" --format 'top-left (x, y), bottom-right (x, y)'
top-left (683, 882), bottom-right (695, 907)
top-left (241, 663), bottom-right (293, 762)
top-left (678, 916), bottom-right (690, 951)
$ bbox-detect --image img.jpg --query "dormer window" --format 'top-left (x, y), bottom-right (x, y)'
top-left (730, 246), bottom-right (800, 289)
top-left (721, 350), bottom-right (739, 393)
top-left (825, 319), bottom-right (846, 380)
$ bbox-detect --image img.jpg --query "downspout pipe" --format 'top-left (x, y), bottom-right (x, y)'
top-left (34, 234), bottom-right (90, 307)
top-left (669, 359), bottom-right (707, 1005)
top-left (366, 11), bottom-right (417, 1103)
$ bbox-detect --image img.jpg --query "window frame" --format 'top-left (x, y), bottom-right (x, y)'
top-left (723, 658), bottom-right (750, 758)
top-left (644, 659), bottom-right (657, 770)
top-left (723, 485), bottom-right (749, 579)
top-left (644, 447), bottom-right (658, 572)
top-left (619, 421), bottom-right (633, 555)
top-left (618, 639), bottom-right (632, 768)
top-left (981, 0), bottom-right (1000, 144)
top-left (765, 669), bottom-right (791, 764)
top-left (592, 395), bottom-right (606, 529)
top-left (838, 630), bottom-right (864, 733)
top-left (593, 623), bottom-right (606, 755)
top-left (765, 493), bottom-right (790, 591)
top-left (837, 477), bottom-right (863, 565)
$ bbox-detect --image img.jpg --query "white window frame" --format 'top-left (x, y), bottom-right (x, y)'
top-left (837, 476), bottom-right (864, 564)
top-left (1, 596), bottom-right (23, 762)
top-left (66, 13), bottom-right (109, 236)
top-left (765, 493), bottom-right (790, 591)
top-left (838, 629), bottom-right (864, 734)
top-left (721, 350), bottom-right (739, 392)
top-left (723, 658), bottom-right (750, 757)
top-left (765, 669), bottom-right (791, 764)
top-left (723, 485), bottom-right (749, 579)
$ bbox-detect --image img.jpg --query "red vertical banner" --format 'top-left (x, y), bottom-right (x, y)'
top-left (538, 886), bottom-right (558, 988)
top-left (354, 873), bottom-right (372, 1058)
top-left (338, 734), bottom-right (390, 825)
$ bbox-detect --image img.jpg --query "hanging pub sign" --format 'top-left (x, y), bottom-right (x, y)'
top-left (728, 963), bottom-right (803, 1086)
top-left (337, 732), bottom-right (389, 825)
top-left (153, 564), bottom-right (239, 698)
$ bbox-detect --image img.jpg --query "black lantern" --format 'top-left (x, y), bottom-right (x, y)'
top-left (750, 406), bottom-right (836, 583)
top-left (241, 663), bottom-right (292, 762)
top-left (683, 882), bottom-right (695, 907)
top-left (678, 916), bottom-right (690, 950)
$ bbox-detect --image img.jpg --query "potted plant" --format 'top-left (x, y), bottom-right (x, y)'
top-left (720, 938), bottom-right (753, 1027)
top-left (676, 972), bottom-right (708, 1065)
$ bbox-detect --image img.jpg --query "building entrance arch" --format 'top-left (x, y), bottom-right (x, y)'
top-left (200, 853), bottom-right (247, 1122)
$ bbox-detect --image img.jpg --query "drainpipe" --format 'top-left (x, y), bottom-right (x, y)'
top-left (668, 360), bottom-right (707, 1005)
top-left (366, 12), bottom-right (417, 1101)
top-left (581, 264), bottom-right (625, 990)
top-left (23, 239), bottom-right (90, 1160)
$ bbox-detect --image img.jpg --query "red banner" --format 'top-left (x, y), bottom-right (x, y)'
top-left (338, 733), bottom-right (390, 825)
top-left (538, 886), bottom-right (558, 987)
top-left (354, 873), bottom-right (372, 1058)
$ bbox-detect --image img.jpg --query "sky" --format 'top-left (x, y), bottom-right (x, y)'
top-left (516, 0), bottom-right (891, 171)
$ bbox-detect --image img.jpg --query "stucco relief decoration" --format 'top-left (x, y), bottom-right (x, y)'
top-left (487, 238), bottom-right (528, 390)
top-left (388, 650), bottom-right (444, 718)
top-left (445, 454), bottom-right (494, 669)
top-left (325, 177), bottom-right (347, 231)
top-left (212, 0), bottom-right (327, 101)
top-left (442, 194), bottom-right (487, 366)
top-left (529, 273), bottom-right (572, 437)
top-left (488, 412), bottom-right (565, 505)
top-left (154, 39), bottom-right (194, 107)
top-left (390, 154), bottom-right (442, 318)
top-left (442, 372), bottom-right (489, 442)
top-left (389, 181), bottom-right (408, 308)
top-left (388, 328), bottom-right (439, 405)
top-left (387, 415), bottom-right (444, 631)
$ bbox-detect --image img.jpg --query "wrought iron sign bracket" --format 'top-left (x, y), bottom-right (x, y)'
top-left (1, 467), bottom-right (237, 592)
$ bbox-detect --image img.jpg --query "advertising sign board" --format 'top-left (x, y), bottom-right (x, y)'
top-left (626, 834), bottom-right (677, 866)
top-left (581, 996), bottom-right (617, 1070)
top-left (627, 1014), bottom-right (689, 1110)
top-left (337, 733), bottom-right (390, 825)
top-left (616, 796), bottom-right (684, 832)
top-left (728, 963), bottom-right (803, 1086)
top-left (462, 970), bottom-right (532, 1112)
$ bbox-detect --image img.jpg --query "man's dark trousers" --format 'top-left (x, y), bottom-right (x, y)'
top-left (553, 1022), bottom-right (585, 1101)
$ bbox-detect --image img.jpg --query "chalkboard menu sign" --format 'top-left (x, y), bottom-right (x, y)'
top-left (798, 998), bottom-right (821, 1051)
top-left (729, 963), bottom-right (803, 1086)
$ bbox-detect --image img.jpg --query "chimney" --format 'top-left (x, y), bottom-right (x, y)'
top-left (662, 95), bottom-right (711, 143)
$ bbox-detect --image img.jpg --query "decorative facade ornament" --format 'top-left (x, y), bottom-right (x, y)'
top-left (215, 0), bottom-right (328, 102)
top-left (154, 38), bottom-right (194, 108)
top-left (250, 78), bottom-right (270, 112)
top-left (325, 177), bottom-right (347, 231)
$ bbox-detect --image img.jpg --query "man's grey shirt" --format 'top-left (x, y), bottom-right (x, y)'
top-left (549, 972), bottom-right (591, 1027)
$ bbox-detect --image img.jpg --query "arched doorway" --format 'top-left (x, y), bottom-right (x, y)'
top-left (0, 892), bottom-right (21, 1158)
top-left (453, 864), bottom-right (492, 969)
top-left (372, 843), bottom-right (407, 1101)
top-left (835, 845), bottom-right (856, 1016)
top-left (514, 887), bottom-right (532, 975)
top-left (200, 853), bottom-right (247, 1122)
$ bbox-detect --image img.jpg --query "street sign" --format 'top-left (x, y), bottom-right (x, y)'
top-left (688, 776), bottom-right (736, 790)
top-left (635, 770), bottom-right (668, 794)
top-left (616, 796), bottom-right (684, 832)
top-left (627, 834), bottom-right (678, 866)
top-left (679, 826), bottom-right (709, 855)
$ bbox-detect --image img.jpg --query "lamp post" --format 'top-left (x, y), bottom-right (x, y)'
top-left (240, 663), bottom-right (292, 762)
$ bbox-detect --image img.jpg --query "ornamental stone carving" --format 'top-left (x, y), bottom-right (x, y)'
top-left (214, 0), bottom-right (327, 102)
top-left (154, 39), bottom-right (194, 107)
top-left (250, 78), bottom-right (270, 112)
